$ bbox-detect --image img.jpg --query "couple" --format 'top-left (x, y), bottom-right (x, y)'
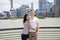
top-left (21, 9), bottom-right (39, 40)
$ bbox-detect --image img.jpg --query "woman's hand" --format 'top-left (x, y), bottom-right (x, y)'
top-left (24, 21), bottom-right (38, 31)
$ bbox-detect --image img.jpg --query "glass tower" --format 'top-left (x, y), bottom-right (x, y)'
top-left (54, 0), bottom-right (60, 15)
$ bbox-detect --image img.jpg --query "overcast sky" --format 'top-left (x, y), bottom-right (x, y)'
top-left (0, 0), bottom-right (54, 12)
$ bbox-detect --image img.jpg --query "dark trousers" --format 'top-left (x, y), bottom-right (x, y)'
top-left (21, 34), bottom-right (29, 40)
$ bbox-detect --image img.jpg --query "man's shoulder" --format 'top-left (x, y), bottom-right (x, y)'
top-left (34, 16), bottom-right (39, 20)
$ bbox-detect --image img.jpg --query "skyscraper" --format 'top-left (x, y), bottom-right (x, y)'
top-left (46, 1), bottom-right (52, 12)
top-left (39, 0), bottom-right (47, 16)
top-left (54, 0), bottom-right (60, 15)
top-left (19, 5), bottom-right (30, 16)
top-left (3, 11), bottom-right (10, 17)
top-left (10, 0), bottom-right (16, 18)
top-left (39, 0), bottom-right (52, 16)
top-left (54, 0), bottom-right (56, 5)
top-left (15, 8), bottom-right (21, 17)
top-left (39, 0), bottom-right (47, 11)
top-left (31, 3), bottom-right (34, 9)
top-left (52, 5), bottom-right (59, 17)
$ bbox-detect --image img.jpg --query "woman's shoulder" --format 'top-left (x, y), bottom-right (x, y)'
top-left (23, 20), bottom-right (29, 24)
top-left (25, 20), bottom-right (29, 23)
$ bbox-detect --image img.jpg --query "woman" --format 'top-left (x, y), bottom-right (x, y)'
top-left (21, 14), bottom-right (30, 40)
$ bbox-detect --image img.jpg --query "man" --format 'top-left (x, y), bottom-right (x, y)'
top-left (29, 9), bottom-right (39, 40)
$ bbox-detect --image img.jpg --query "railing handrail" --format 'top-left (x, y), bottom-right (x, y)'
top-left (0, 27), bottom-right (60, 31)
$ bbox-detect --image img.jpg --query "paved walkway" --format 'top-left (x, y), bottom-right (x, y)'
top-left (0, 18), bottom-right (60, 29)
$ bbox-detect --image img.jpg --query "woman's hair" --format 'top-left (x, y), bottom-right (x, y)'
top-left (23, 14), bottom-right (29, 23)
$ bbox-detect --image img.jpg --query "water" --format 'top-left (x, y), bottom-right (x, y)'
top-left (0, 18), bottom-right (60, 29)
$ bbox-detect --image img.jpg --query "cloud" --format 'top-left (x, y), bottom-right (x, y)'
top-left (0, 0), bottom-right (10, 12)
top-left (0, 0), bottom-right (54, 12)
top-left (13, 0), bottom-right (39, 10)
top-left (0, 0), bottom-right (9, 4)
top-left (13, 3), bottom-right (20, 9)
top-left (47, 0), bottom-right (54, 2)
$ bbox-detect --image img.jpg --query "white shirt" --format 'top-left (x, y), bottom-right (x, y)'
top-left (22, 21), bottom-right (29, 35)
top-left (29, 16), bottom-right (39, 32)
top-left (22, 25), bottom-right (29, 34)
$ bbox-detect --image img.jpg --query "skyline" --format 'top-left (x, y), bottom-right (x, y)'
top-left (0, 0), bottom-right (54, 12)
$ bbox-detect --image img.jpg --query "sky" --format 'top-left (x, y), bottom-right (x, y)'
top-left (0, 0), bottom-right (54, 12)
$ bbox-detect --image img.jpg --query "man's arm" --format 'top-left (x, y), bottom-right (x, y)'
top-left (36, 19), bottom-right (40, 32)
top-left (36, 23), bottom-right (39, 32)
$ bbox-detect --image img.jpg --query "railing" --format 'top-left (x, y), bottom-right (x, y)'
top-left (0, 27), bottom-right (60, 40)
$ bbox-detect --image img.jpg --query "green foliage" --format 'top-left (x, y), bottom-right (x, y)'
top-left (36, 16), bottom-right (45, 19)
top-left (14, 16), bottom-right (45, 19)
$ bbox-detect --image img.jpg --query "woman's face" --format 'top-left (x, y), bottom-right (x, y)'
top-left (26, 15), bottom-right (30, 20)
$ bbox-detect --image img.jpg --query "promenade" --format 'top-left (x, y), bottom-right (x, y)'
top-left (0, 18), bottom-right (60, 40)
top-left (0, 18), bottom-right (60, 29)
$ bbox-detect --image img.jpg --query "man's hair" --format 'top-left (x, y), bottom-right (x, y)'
top-left (30, 9), bottom-right (34, 12)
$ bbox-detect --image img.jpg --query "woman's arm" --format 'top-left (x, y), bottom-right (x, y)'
top-left (23, 21), bottom-right (37, 30)
top-left (23, 21), bottom-right (30, 29)
top-left (24, 21), bottom-right (36, 30)
top-left (27, 23), bottom-right (37, 30)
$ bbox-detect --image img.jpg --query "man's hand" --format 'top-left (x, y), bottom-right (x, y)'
top-left (36, 27), bottom-right (39, 33)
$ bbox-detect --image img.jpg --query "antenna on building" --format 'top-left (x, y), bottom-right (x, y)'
top-left (31, 3), bottom-right (34, 9)
top-left (10, 0), bottom-right (15, 19)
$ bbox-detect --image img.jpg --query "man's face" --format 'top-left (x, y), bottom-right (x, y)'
top-left (30, 10), bottom-right (35, 15)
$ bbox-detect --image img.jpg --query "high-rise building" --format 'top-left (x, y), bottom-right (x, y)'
top-left (54, 0), bottom-right (56, 5)
top-left (39, 0), bottom-right (52, 16)
top-left (31, 3), bottom-right (34, 9)
top-left (19, 5), bottom-right (30, 16)
top-left (39, 0), bottom-right (47, 16)
top-left (52, 5), bottom-right (59, 17)
top-left (3, 11), bottom-right (10, 17)
top-left (54, 0), bottom-right (60, 15)
top-left (46, 1), bottom-right (52, 12)
top-left (15, 8), bottom-right (21, 17)
top-left (45, 1), bottom-right (53, 17)
top-left (39, 0), bottom-right (47, 11)
top-left (35, 9), bottom-right (40, 16)
top-left (39, 0), bottom-right (52, 12)
top-left (10, 0), bottom-right (16, 17)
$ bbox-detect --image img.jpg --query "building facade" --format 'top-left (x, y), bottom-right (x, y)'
top-left (46, 1), bottom-right (52, 12)
top-left (15, 8), bottom-right (21, 17)
top-left (39, 0), bottom-right (47, 16)
top-left (54, 0), bottom-right (60, 15)
top-left (52, 5), bottom-right (59, 17)
top-left (19, 5), bottom-right (30, 16)
top-left (39, 0), bottom-right (52, 16)
top-left (3, 11), bottom-right (10, 17)
top-left (10, 0), bottom-right (16, 17)
top-left (31, 3), bottom-right (34, 9)
top-left (39, 0), bottom-right (47, 11)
